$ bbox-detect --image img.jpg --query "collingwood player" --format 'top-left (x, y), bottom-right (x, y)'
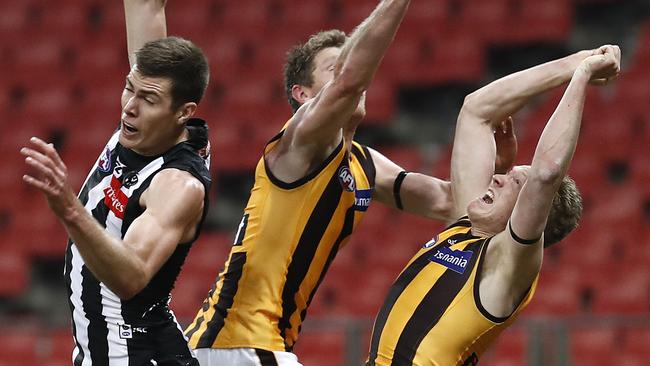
top-left (20, 0), bottom-right (210, 364)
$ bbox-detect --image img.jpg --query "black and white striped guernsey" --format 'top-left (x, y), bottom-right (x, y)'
top-left (64, 122), bottom-right (211, 366)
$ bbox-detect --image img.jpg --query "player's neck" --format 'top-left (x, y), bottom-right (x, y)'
top-left (132, 129), bottom-right (189, 156)
top-left (470, 226), bottom-right (497, 238)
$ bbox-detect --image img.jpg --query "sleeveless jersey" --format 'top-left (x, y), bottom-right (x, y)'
top-left (185, 131), bottom-right (376, 352)
top-left (64, 122), bottom-right (211, 365)
top-left (367, 217), bottom-right (538, 366)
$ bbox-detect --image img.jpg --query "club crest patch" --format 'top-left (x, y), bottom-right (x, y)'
top-left (98, 147), bottom-right (112, 173)
top-left (429, 246), bottom-right (473, 274)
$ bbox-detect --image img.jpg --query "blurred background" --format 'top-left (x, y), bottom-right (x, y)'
top-left (1, 0), bottom-right (649, 365)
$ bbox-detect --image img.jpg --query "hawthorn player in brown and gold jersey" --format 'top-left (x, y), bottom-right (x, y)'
top-left (185, 1), bottom-right (453, 365)
top-left (367, 45), bottom-right (621, 366)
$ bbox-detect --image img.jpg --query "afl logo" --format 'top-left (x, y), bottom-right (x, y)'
top-left (338, 166), bottom-right (355, 192)
top-left (98, 147), bottom-right (112, 173)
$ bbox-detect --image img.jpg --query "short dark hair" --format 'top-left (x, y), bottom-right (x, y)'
top-left (543, 176), bottom-right (583, 247)
top-left (136, 36), bottom-right (209, 110)
top-left (283, 30), bottom-right (347, 113)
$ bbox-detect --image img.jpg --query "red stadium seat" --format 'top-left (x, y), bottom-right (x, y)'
top-left (481, 328), bottom-right (528, 366)
top-left (526, 267), bottom-right (581, 315)
top-left (514, 0), bottom-right (572, 43)
top-left (623, 328), bottom-right (650, 357)
top-left (0, 329), bottom-right (38, 364)
top-left (591, 267), bottom-right (650, 314)
top-left (293, 329), bottom-right (346, 366)
top-left (0, 246), bottom-right (29, 297)
top-left (570, 328), bottom-right (619, 366)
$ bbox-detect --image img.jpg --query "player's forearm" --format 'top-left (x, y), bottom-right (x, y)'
top-left (463, 51), bottom-right (591, 125)
top-left (335, 0), bottom-right (410, 93)
top-left (529, 67), bottom-right (590, 183)
top-left (124, 0), bottom-right (168, 67)
top-left (60, 204), bottom-right (147, 299)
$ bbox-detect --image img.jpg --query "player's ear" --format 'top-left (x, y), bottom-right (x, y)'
top-left (176, 103), bottom-right (197, 126)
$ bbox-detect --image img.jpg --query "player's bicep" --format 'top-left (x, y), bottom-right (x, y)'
top-left (123, 170), bottom-right (204, 279)
top-left (509, 174), bottom-right (559, 243)
top-left (450, 109), bottom-right (497, 217)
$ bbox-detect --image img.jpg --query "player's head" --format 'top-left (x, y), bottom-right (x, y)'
top-left (284, 30), bottom-right (349, 113)
top-left (542, 176), bottom-right (582, 247)
top-left (467, 167), bottom-right (582, 246)
top-left (120, 37), bottom-right (209, 155)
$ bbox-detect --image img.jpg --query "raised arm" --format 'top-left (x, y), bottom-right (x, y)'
top-left (21, 138), bottom-right (205, 299)
top-left (449, 49), bottom-right (599, 220)
top-left (509, 47), bottom-right (620, 242)
top-left (480, 47), bottom-right (620, 317)
top-left (124, 0), bottom-right (168, 67)
top-left (290, 0), bottom-right (410, 153)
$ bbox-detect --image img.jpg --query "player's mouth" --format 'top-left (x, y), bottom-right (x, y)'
top-left (481, 189), bottom-right (494, 204)
top-left (121, 121), bottom-right (139, 135)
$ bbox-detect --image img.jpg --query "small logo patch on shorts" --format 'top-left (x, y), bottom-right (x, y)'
top-left (119, 324), bottom-right (133, 339)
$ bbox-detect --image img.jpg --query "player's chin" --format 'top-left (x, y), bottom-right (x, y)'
top-left (118, 132), bottom-right (139, 149)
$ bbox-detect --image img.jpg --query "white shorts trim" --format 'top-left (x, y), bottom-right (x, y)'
top-left (194, 348), bottom-right (303, 366)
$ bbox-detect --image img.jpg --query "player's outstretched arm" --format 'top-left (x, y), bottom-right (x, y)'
top-left (508, 46), bottom-right (620, 244)
top-left (449, 48), bottom-right (603, 221)
top-left (289, 0), bottom-right (411, 154)
top-left (369, 119), bottom-right (516, 222)
top-left (124, 0), bottom-right (168, 68)
top-left (481, 47), bottom-right (621, 317)
top-left (21, 138), bottom-right (204, 299)
top-left (369, 148), bottom-right (453, 221)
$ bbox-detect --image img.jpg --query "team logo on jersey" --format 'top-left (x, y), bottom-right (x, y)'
top-left (122, 171), bottom-right (139, 189)
top-left (98, 147), bottom-right (112, 173)
top-left (338, 166), bottom-right (356, 192)
top-left (429, 246), bottom-right (473, 274)
top-left (423, 235), bottom-right (439, 249)
top-left (353, 188), bottom-right (373, 211)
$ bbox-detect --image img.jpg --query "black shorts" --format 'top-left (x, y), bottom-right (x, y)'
top-left (73, 318), bottom-right (199, 366)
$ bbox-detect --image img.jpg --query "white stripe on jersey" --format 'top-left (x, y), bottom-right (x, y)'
top-left (70, 243), bottom-right (93, 366)
top-left (101, 283), bottom-right (129, 366)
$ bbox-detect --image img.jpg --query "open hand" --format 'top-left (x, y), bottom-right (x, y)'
top-left (21, 137), bottom-right (78, 219)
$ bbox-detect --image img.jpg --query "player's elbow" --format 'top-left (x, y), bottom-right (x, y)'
top-left (531, 163), bottom-right (563, 185)
top-left (334, 66), bottom-right (369, 96)
top-left (460, 92), bottom-right (483, 117)
top-left (112, 272), bottom-right (149, 300)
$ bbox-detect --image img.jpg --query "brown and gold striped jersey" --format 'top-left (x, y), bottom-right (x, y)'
top-left (366, 217), bottom-right (538, 366)
top-left (185, 130), bottom-right (376, 352)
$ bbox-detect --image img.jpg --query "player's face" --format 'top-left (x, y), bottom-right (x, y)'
top-left (119, 66), bottom-right (181, 155)
top-left (467, 166), bottom-right (530, 232)
top-left (310, 47), bottom-right (340, 94)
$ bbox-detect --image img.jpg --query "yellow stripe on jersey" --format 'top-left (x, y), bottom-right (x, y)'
top-left (185, 130), bottom-right (376, 352)
top-left (367, 217), bottom-right (538, 366)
